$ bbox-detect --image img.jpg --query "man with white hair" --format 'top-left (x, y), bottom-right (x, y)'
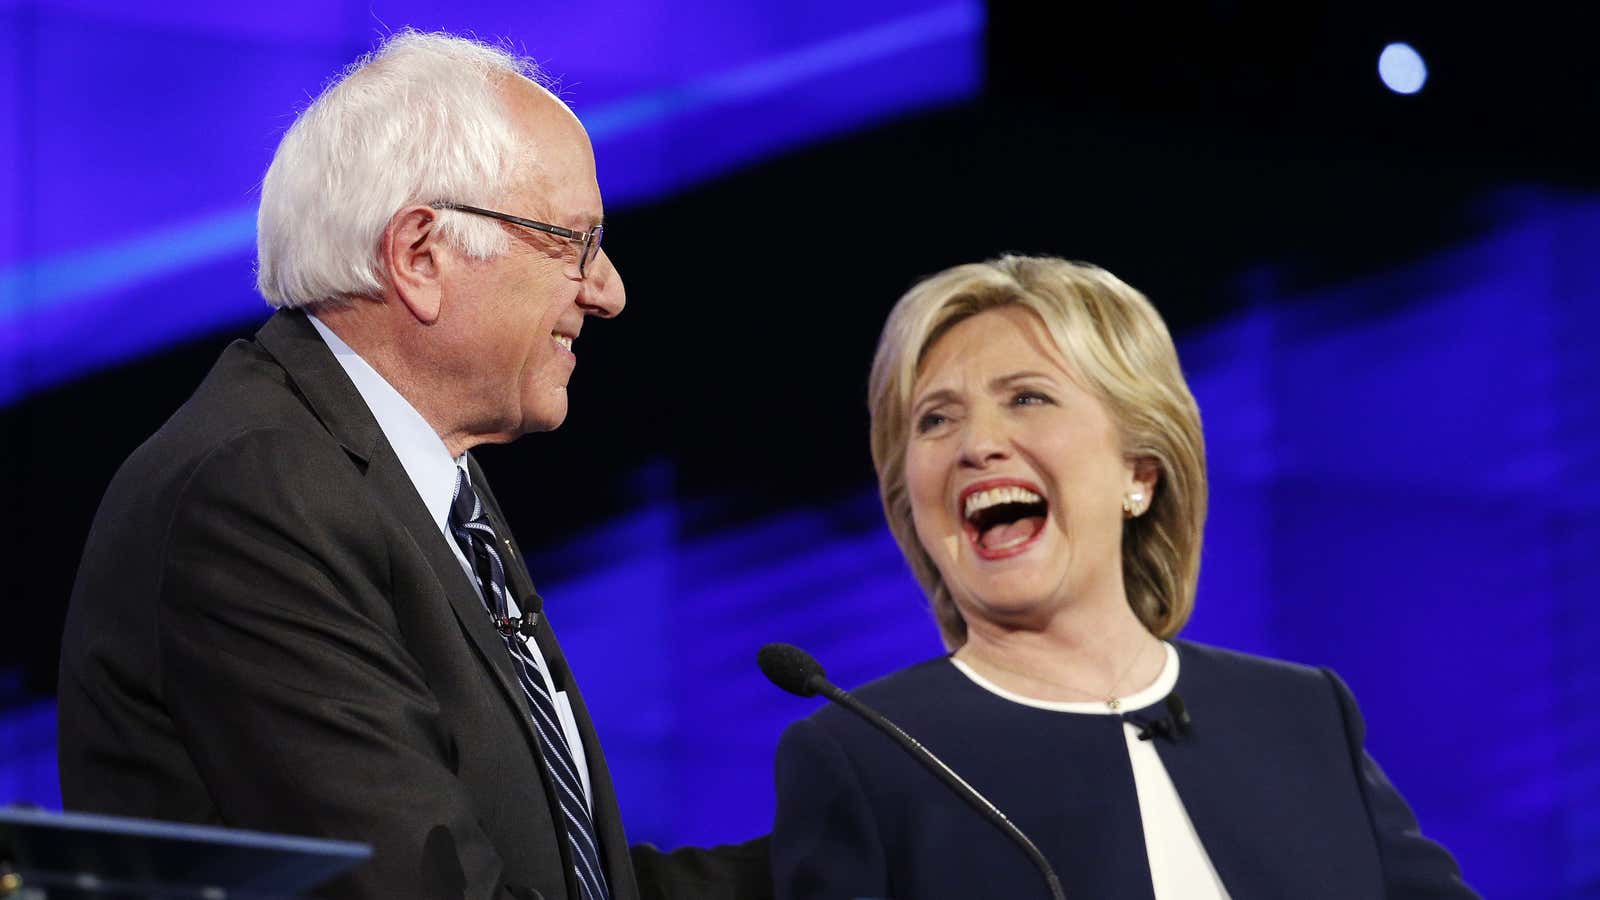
top-left (57, 30), bottom-right (767, 900)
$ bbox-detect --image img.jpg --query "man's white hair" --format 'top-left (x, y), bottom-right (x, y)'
top-left (256, 30), bottom-right (551, 308)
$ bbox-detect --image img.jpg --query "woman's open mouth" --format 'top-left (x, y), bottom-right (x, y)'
top-left (960, 480), bottom-right (1049, 561)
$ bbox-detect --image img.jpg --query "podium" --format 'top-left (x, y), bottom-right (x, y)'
top-left (0, 807), bottom-right (369, 899)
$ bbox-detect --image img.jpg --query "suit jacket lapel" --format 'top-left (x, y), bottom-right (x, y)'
top-left (253, 311), bottom-right (544, 757)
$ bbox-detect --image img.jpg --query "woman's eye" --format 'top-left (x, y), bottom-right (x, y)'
top-left (1013, 390), bottom-right (1052, 407)
top-left (915, 411), bottom-right (948, 434)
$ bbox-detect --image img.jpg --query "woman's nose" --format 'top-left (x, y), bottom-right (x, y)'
top-left (958, 410), bottom-right (1010, 468)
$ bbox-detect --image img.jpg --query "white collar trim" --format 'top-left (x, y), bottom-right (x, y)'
top-left (949, 642), bottom-right (1180, 715)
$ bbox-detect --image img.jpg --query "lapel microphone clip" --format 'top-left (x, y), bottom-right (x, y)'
top-left (493, 614), bottom-right (540, 638)
top-left (1128, 692), bottom-right (1193, 743)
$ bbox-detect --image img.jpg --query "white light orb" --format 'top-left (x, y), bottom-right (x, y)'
top-left (1378, 42), bottom-right (1428, 95)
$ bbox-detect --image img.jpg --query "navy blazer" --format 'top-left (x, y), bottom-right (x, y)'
top-left (772, 640), bottom-right (1477, 899)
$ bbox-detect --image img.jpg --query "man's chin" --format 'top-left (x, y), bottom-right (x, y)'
top-left (520, 397), bottom-right (570, 434)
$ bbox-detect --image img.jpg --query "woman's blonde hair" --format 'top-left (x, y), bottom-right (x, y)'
top-left (867, 256), bottom-right (1207, 649)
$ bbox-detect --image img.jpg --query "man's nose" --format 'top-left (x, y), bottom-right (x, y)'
top-left (578, 248), bottom-right (625, 318)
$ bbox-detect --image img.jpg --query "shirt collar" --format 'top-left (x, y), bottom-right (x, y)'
top-left (308, 314), bottom-right (464, 536)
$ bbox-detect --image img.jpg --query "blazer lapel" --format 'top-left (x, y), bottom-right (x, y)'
top-left (1154, 643), bottom-right (1385, 899)
top-left (1150, 643), bottom-right (1316, 899)
top-left (253, 311), bottom-right (543, 757)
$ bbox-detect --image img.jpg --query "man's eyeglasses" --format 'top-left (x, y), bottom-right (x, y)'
top-left (431, 202), bottom-right (604, 279)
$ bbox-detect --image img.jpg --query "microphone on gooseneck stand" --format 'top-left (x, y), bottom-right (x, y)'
top-left (758, 643), bottom-right (1067, 900)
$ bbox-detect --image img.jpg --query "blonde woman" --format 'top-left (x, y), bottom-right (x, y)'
top-left (770, 257), bottom-right (1475, 899)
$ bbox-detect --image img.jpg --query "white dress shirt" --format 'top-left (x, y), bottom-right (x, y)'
top-left (951, 643), bottom-right (1231, 900)
top-left (309, 314), bottom-right (593, 810)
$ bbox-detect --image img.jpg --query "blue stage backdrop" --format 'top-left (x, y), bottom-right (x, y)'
top-left (5, 191), bottom-right (1591, 898)
top-left (535, 191), bottom-right (1596, 898)
top-left (0, 0), bottom-right (982, 405)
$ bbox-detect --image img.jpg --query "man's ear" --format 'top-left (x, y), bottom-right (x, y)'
top-left (382, 206), bottom-right (445, 325)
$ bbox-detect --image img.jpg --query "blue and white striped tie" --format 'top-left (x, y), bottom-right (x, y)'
top-left (448, 468), bottom-right (611, 900)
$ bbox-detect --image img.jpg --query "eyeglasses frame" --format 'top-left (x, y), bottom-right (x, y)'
top-left (430, 202), bottom-right (604, 279)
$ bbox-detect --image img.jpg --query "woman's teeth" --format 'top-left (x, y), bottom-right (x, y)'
top-left (964, 485), bottom-right (1043, 518)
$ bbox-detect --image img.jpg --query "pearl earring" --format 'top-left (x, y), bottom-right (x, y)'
top-left (1123, 491), bottom-right (1146, 517)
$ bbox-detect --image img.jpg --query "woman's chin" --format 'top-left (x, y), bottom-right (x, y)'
top-left (956, 579), bottom-right (1066, 627)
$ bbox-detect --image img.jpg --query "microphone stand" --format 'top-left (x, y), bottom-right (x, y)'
top-left (813, 679), bottom-right (1068, 900)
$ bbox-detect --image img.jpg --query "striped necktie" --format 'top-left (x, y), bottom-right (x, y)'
top-left (447, 468), bottom-right (612, 900)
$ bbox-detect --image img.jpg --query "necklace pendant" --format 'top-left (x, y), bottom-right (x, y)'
top-left (1106, 698), bottom-right (1121, 711)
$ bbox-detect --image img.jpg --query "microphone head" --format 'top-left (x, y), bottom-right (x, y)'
top-left (758, 643), bottom-right (827, 698)
top-left (1166, 692), bottom-right (1192, 732)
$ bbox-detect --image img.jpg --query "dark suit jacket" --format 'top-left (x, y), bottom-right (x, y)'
top-left (58, 309), bottom-right (767, 900)
top-left (773, 640), bottom-right (1478, 899)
